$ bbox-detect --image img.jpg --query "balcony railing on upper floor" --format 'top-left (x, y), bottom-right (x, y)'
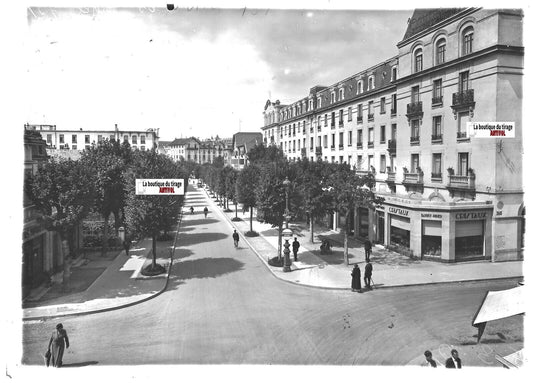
top-left (403, 171), bottom-right (424, 185)
top-left (357, 116), bottom-right (363, 124)
top-left (432, 95), bottom-right (443, 106)
top-left (452, 89), bottom-right (475, 108)
top-left (387, 139), bottom-right (396, 154)
top-left (406, 101), bottom-right (423, 118)
top-left (448, 174), bottom-right (475, 190)
top-left (315, 146), bottom-right (323, 156)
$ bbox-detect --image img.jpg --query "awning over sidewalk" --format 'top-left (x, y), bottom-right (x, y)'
top-left (472, 285), bottom-right (525, 342)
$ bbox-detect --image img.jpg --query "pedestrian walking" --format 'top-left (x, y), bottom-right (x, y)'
top-left (445, 349), bottom-right (462, 368)
top-left (189, 206), bottom-right (194, 215)
top-left (123, 237), bottom-right (131, 256)
top-left (232, 229), bottom-right (240, 248)
top-left (364, 239), bottom-right (372, 262)
top-left (422, 350), bottom-right (437, 367)
top-left (364, 260), bottom-right (373, 289)
top-left (47, 323), bottom-right (69, 368)
top-left (204, 206), bottom-right (208, 218)
top-left (292, 237), bottom-right (300, 261)
top-left (351, 264), bottom-right (362, 292)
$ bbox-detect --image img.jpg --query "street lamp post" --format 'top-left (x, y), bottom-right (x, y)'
top-left (282, 177), bottom-right (292, 272)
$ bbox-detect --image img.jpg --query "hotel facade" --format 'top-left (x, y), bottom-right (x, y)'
top-left (262, 8), bottom-right (524, 262)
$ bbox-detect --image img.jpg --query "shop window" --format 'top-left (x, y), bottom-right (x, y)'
top-left (456, 220), bottom-right (484, 258)
top-left (391, 226), bottom-right (410, 249)
top-left (422, 221), bottom-right (442, 257)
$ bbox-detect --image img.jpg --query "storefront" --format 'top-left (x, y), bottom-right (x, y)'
top-left (454, 211), bottom-right (487, 260)
top-left (422, 219), bottom-right (442, 258)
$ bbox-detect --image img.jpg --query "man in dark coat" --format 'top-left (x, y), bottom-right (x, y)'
top-left (232, 229), bottom-right (240, 248)
top-left (364, 261), bottom-right (373, 289)
top-left (351, 264), bottom-right (362, 292)
top-left (364, 239), bottom-right (372, 262)
top-left (445, 349), bottom-right (462, 368)
top-left (292, 237), bottom-right (300, 261)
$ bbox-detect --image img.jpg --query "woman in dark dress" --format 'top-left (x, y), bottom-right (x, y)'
top-left (47, 323), bottom-right (69, 367)
top-left (351, 264), bottom-right (362, 292)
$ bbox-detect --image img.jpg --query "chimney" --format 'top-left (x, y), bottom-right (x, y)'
top-left (115, 123), bottom-right (118, 132)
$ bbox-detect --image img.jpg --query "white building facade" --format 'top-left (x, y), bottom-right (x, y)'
top-left (262, 8), bottom-right (524, 263)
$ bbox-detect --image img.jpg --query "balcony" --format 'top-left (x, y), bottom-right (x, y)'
top-left (448, 174), bottom-right (475, 190)
top-left (301, 148), bottom-right (307, 157)
top-left (457, 131), bottom-right (469, 141)
top-left (356, 169), bottom-right (374, 177)
top-left (391, 107), bottom-right (397, 117)
top-left (410, 136), bottom-right (420, 145)
top-left (431, 172), bottom-right (442, 181)
top-left (315, 146), bottom-right (322, 156)
top-left (330, 145), bottom-right (336, 151)
top-left (339, 145), bottom-right (344, 151)
top-left (357, 142), bottom-right (363, 149)
top-left (367, 141), bottom-right (374, 148)
top-left (387, 139), bottom-right (396, 154)
top-left (331, 122), bottom-right (336, 129)
top-left (386, 172), bottom-right (396, 182)
top-left (317, 126), bottom-right (322, 132)
top-left (310, 146), bottom-right (314, 152)
top-left (452, 89), bottom-right (475, 108)
top-left (357, 116), bottom-right (363, 124)
top-left (310, 127), bottom-right (314, 133)
top-left (431, 134), bottom-right (443, 143)
top-left (339, 120), bottom-right (344, 128)
top-left (432, 95), bottom-right (443, 106)
top-left (406, 101), bottom-right (423, 119)
top-left (403, 171), bottom-right (424, 185)
top-left (367, 113), bottom-right (374, 122)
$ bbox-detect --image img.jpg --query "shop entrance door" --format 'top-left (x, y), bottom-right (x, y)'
top-left (377, 213), bottom-right (385, 244)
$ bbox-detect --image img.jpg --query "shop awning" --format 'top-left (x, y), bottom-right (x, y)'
top-left (472, 285), bottom-right (525, 342)
top-left (495, 349), bottom-right (524, 368)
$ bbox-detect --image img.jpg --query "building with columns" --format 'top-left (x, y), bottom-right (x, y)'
top-left (261, 8), bottom-right (524, 263)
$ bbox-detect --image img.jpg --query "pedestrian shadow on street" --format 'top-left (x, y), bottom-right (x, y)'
top-left (61, 361), bottom-right (99, 367)
top-left (176, 232), bottom-right (228, 247)
top-left (169, 257), bottom-right (245, 281)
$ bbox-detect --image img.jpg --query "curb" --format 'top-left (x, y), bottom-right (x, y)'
top-left (23, 212), bottom-right (184, 322)
top-left (210, 193), bottom-right (524, 291)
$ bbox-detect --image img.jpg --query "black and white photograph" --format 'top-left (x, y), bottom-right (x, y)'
top-left (5, 0), bottom-right (530, 380)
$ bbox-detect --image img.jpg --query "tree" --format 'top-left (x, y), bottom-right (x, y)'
top-left (247, 142), bottom-right (285, 165)
top-left (293, 158), bottom-right (332, 243)
top-left (225, 167), bottom-right (239, 218)
top-left (236, 164), bottom-right (260, 233)
top-left (255, 161), bottom-right (291, 259)
top-left (124, 149), bottom-right (186, 274)
top-left (324, 163), bottom-right (383, 265)
top-left (81, 139), bottom-right (131, 256)
top-left (25, 158), bottom-right (96, 289)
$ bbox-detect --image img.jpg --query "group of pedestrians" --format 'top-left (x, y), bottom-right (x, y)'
top-left (422, 349), bottom-right (462, 368)
top-left (189, 206), bottom-right (209, 218)
top-left (351, 260), bottom-right (373, 292)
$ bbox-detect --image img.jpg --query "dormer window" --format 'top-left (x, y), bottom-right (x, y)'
top-left (339, 88), bottom-right (345, 100)
top-left (357, 80), bottom-right (363, 94)
top-left (368, 75), bottom-right (375, 90)
top-left (318, 97), bottom-right (322, 108)
top-left (331, 91), bottom-right (336, 103)
top-left (392, 66), bottom-right (397, 81)
top-left (310, 99), bottom-right (314, 110)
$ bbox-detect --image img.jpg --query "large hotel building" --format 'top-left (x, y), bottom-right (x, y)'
top-left (261, 8), bottom-right (524, 262)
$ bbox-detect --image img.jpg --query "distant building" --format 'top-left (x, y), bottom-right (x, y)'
top-left (262, 8), bottom-right (524, 263)
top-left (161, 136), bottom-right (232, 165)
top-left (230, 132), bottom-right (263, 170)
top-left (26, 123), bottom-right (159, 159)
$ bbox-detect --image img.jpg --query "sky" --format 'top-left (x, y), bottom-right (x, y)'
top-left (24, 5), bottom-right (413, 141)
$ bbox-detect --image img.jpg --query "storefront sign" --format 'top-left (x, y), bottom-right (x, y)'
top-left (455, 211), bottom-right (487, 220)
top-left (135, 179), bottom-right (185, 195)
top-left (388, 207), bottom-right (409, 216)
top-left (421, 213), bottom-right (442, 219)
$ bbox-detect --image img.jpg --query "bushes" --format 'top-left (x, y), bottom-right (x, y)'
top-left (83, 234), bottom-right (120, 249)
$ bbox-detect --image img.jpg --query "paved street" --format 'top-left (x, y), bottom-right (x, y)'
top-left (21, 187), bottom-right (523, 366)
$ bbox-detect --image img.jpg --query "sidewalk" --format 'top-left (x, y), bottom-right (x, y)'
top-left (22, 232), bottom-right (178, 321)
top-left (206, 188), bottom-right (523, 290)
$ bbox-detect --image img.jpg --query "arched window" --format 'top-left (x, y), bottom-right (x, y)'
top-left (436, 38), bottom-right (446, 65)
top-left (358, 80), bottom-right (363, 94)
top-left (339, 88), bottom-right (344, 100)
top-left (462, 26), bottom-right (474, 55)
top-left (331, 91), bottom-right (336, 103)
top-left (414, 47), bottom-right (423, 72)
